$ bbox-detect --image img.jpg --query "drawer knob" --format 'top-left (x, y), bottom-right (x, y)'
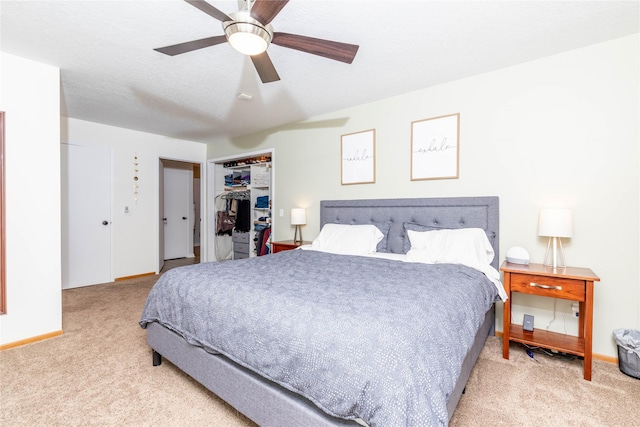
top-left (530, 282), bottom-right (562, 291)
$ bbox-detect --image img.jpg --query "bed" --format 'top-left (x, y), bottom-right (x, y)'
top-left (140, 196), bottom-right (502, 426)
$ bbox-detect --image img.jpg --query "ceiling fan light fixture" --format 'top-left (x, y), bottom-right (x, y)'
top-left (155, 2), bottom-right (359, 84)
top-left (224, 21), bottom-right (272, 56)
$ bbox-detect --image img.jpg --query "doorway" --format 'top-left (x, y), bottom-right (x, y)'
top-left (206, 149), bottom-right (274, 263)
top-left (159, 159), bottom-right (201, 272)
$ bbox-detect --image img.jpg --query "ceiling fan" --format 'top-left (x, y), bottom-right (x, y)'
top-left (154, 0), bottom-right (359, 83)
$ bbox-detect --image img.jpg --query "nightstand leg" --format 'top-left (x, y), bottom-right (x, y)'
top-left (502, 273), bottom-right (511, 359)
top-left (583, 281), bottom-right (594, 381)
top-left (578, 301), bottom-right (585, 339)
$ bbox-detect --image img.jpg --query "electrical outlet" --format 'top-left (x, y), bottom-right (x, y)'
top-left (571, 302), bottom-right (579, 318)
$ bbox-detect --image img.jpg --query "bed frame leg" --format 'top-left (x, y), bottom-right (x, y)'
top-left (462, 387), bottom-right (466, 395)
top-left (152, 350), bottom-right (162, 366)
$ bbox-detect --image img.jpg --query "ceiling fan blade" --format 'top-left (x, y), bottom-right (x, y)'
top-left (271, 33), bottom-right (359, 64)
top-left (250, 0), bottom-right (289, 25)
top-left (250, 52), bottom-right (280, 83)
top-left (185, 0), bottom-right (232, 22)
top-left (155, 35), bottom-right (227, 56)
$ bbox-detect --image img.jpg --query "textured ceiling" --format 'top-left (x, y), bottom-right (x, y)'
top-left (1, 1), bottom-right (638, 143)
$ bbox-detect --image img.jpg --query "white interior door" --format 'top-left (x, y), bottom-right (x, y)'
top-left (158, 159), bottom-right (165, 272)
top-left (163, 164), bottom-right (193, 259)
top-left (61, 144), bottom-right (112, 289)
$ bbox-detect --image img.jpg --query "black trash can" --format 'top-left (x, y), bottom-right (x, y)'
top-left (613, 329), bottom-right (640, 380)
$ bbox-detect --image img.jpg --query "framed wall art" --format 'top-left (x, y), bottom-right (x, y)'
top-left (341, 129), bottom-right (375, 185)
top-left (411, 113), bottom-right (460, 181)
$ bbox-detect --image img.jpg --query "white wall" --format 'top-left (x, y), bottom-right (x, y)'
top-left (207, 34), bottom-right (639, 358)
top-left (0, 53), bottom-right (62, 345)
top-left (61, 118), bottom-right (207, 278)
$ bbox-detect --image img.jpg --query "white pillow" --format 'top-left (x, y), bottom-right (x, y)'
top-left (406, 228), bottom-right (507, 302)
top-left (406, 228), bottom-right (495, 266)
top-left (311, 223), bottom-right (384, 255)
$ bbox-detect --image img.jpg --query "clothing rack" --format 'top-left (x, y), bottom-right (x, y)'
top-left (219, 190), bottom-right (250, 200)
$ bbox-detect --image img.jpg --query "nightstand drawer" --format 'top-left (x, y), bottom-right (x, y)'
top-left (511, 274), bottom-right (585, 301)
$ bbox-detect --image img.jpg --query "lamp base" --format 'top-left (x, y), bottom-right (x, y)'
top-left (543, 236), bottom-right (566, 269)
top-left (293, 225), bottom-right (302, 245)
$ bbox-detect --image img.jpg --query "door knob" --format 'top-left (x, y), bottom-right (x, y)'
top-left (102, 220), bottom-right (109, 225)
top-left (182, 217), bottom-right (187, 220)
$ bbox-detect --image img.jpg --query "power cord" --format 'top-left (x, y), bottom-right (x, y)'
top-left (520, 343), bottom-right (580, 361)
top-left (545, 299), bottom-right (557, 330)
top-left (525, 348), bottom-right (540, 363)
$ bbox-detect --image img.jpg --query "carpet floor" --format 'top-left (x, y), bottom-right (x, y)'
top-left (1, 273), bottom-right (638, 426)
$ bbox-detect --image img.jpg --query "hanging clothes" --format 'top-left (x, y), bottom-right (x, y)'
top-left (234, 199), bottom-right (251, 232)
top-left (254, 226), bottom-right (271, 256)
top-left (216, 211), bottom-right (235, 235)
top-left (259, 227), bottom-right (271, 256)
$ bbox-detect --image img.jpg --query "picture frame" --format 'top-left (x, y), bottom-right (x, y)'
top-left (341, 129), bottom-right (375, 185)
top-left (411, 113), bottom-right (460, 181)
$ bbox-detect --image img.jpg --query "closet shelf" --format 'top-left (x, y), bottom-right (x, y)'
top-left (224, 161), bottom-right (271, 170)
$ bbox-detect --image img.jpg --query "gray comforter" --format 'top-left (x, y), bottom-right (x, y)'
top-left (140, 249), bottom-right (498, 426)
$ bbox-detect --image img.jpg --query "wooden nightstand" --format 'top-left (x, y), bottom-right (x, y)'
top-left (500, 261), bottom-right (600, 380)
top-left (271, 240), bottom-right (310, 253)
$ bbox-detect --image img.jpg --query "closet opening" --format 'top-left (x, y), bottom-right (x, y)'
top-left (207, 149), bottom-right (274, 263)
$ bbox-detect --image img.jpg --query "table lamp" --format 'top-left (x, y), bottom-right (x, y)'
top-left (291, 208), bottom-right (306, 244)
top-left (538, 208), bottom-right (573, 269)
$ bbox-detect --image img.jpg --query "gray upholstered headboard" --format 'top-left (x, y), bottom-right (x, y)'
top-left (320, 197), bottom-right (500, 270)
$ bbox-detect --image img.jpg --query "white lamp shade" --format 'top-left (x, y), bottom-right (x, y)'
top-left (538, 208), bottom-right (573, 238)
top-left (290, 208), bottom-right (306, 225)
